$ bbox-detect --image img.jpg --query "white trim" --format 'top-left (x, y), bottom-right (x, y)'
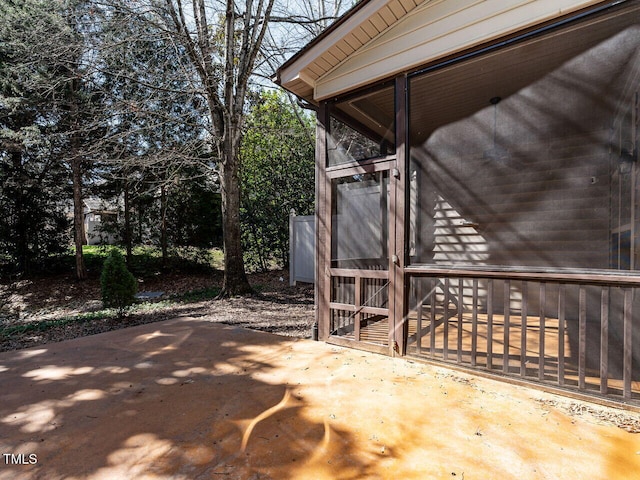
top-left (278, 0), bottom-right (400, 88)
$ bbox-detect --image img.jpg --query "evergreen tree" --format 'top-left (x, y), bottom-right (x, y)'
top-left (100, 249), bottom-right (137, 317)
top-left (0, 0), bottom-right (107, 277)
top-left (0, 0), bottom-right (74, 275)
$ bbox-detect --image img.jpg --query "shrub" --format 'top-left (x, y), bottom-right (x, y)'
top-left (101, 249), bottom-right (138, 317)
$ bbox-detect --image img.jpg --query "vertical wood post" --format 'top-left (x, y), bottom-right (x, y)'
top-left (504, 280), bottom-right (511, 373)
top-left (472, 279), bottom-right (478, 367)
top-left (520, 282), bottom-right (528, 377)
top-left (457, 278), bottom-right (464, 364)
top-left (539, 282), bottom-right (546, 381)
top-left (355, 275), bottom-right (362, 341)
top-left (487, 279), bottom-right (494, 370)
top-left (390, 74), bottom-right (408, 356)
top-left (416, 284), bottom-right (423, 354)
top-left (623, 288), bottom-right (633, 399)
top-left (430, 282), bottom-right (436, 357)
top-left (316, 103), bottom-right (330, 340)
top-left (578, 287), bottom-right (587, 390)
top-left (600, 287), bottom-right (609, 394)
top-left (443, 277), bottom-right (450, 360)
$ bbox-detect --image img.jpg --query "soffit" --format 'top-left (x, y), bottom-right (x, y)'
top-left (276, 0), bottom-right (423, 103)
top-left (329, 2), bottom-right (640, 151)
top-left (409, 5), bottom-right (640, 144)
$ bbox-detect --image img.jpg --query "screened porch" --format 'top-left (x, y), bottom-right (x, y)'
top-left (321, 1), bottom-right (640, 405)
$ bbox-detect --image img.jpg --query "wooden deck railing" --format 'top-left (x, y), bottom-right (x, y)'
top-left (405, 268), bottom-right (640, 404)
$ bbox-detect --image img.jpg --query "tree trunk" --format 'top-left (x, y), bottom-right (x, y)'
top-left (137, 199), bottom-right (143, 244)
top-left (124, 181), bottom-right (132, 265)
top-left (12, 150), bottom-right (29, 275)
top-left (69, 78), bottom-right (87, 280)
top-left (219, 138), bottom-right (252, 296)
top-left (160, 184), bottom-right (168, 268)
top-left (71, 155), bottom-right (87, 280)
top-left (159, 0), bottom-right (277, 296)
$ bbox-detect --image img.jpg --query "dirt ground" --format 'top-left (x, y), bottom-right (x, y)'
top-left (0, 270), bottom-right (314, 352)
top-left (2, 270), bottom-right (640, 478)
top-left (1, 319), bottom-right (639, 479)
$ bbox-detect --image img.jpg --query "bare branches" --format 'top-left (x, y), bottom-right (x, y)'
top-left (261, 14), bottom-right (339, 25)
top-left (1, 0), bottom-right (349, 287)
top-left (164, 0), bottom-right (208, 85)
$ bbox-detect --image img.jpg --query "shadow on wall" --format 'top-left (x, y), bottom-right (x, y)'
top-left (408, 23), bottom-right (640, 383)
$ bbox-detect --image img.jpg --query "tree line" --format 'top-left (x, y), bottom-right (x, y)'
top-left (0, 0), bottom-right (343, 291)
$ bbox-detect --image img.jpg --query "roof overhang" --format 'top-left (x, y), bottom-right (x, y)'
top-left (275, 0), bottom-right (423, 104)
top-left (276, 0), bottom-right (609, 104)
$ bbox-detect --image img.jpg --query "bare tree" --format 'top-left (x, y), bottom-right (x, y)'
top-left (270, 0), bottom-right (345, 38)
top-left (96, 0), bottom-right (346, 294)
top-left (2, 0), bottom-right (346, 282)
top-left (112, 0), bottom-right (273, 295)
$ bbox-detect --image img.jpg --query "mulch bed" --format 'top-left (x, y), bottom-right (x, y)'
top-left (0, 269), bottom-right (314, 352)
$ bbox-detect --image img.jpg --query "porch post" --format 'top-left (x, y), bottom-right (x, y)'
top-left (390, 74), bottom-right (408, 356)
top-left (316, 102), bottom-right (331, 340)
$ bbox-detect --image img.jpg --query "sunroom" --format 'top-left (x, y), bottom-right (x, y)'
top-left (276, 0), bottom-right (640, 406)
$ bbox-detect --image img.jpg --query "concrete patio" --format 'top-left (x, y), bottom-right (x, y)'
top-left (1, 317), bottom-right (639, 479)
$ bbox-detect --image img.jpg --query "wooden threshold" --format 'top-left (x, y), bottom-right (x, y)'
top-left (327, 335), bottom-right (390, 355)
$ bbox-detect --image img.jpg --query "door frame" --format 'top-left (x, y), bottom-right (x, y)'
top-left (315, 75), bottom-right (408, 356)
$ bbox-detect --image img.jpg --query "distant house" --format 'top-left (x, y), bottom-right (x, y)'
top-left (82, 198), bottom-right (119, 246)
top-left (277, 0), bottom-right (640, 406)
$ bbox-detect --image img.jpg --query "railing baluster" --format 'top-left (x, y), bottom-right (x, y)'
top-left (487, 279), bottom-right (494, 370)
top-left (504, 280), bottom-right (511, 374)
top-left (430, 279), bottom-right (436, 357)
top-left (558, 284), bottom-right (565, 386)
top-left (444, 278), bottom-right (450, 360)
top-left (472, 279), bottom-right (478, 367)
top-left (416, 285), bottom-right (423, 354)
top-left (354, 275), bottom-right (361, 341)
top-left (458, 278), bottom-right (464, 364)
top-left (579, 287), bottom-right (586, 391)
top-left (624, 288), bottom-right (633, 399)
top-left (539, 283), bottom-right (546, 382)
top-left (521, 282), bottom-right (528, 377)
top-left (600, 287), bottom-right (609, 395)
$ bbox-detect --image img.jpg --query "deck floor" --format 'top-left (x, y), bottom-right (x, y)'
top-left (342, 316), bottom-right (389, 346)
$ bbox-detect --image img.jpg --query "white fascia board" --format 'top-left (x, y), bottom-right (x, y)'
top-left (314, 0), bottom-right (603, 100)
top-left (278, 0), bottom-right (400, 89)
